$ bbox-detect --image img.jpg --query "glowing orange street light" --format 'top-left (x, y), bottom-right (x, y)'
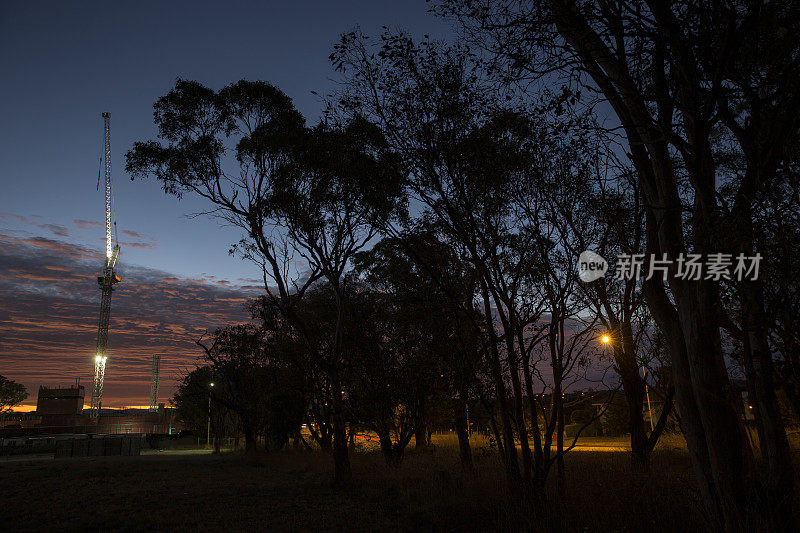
top-left (601, 335), bottom-right (611, 344)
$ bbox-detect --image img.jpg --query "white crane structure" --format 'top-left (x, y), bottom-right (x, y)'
top-left (149, 354), bottom-right (161, 411)
top-left (90, 112), bottom-right (121, 417)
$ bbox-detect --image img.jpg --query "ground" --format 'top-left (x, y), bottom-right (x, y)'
top-left (1, 434), bottom-right (705, 532)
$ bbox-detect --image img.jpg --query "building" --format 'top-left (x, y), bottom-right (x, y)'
top-left (0, 409), bottom-right (178, 438)
top-left (36, 385), bottom-right (85, 415)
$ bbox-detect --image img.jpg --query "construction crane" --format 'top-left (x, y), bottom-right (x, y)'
top-left (90, 112), bottom-right (121, 417)
top-left (149, 354), bottom-right (161, 411)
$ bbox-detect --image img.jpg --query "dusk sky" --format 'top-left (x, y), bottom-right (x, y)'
top-left (0, 1), bottom-right (453, 408)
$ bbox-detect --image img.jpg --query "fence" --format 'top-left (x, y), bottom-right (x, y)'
top-left (54, 435), bottom-right (141, 458)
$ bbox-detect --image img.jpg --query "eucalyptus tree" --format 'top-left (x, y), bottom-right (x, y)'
top-left (172, 365), bottom-right (235, 447)
top-left (333, 34), bottom-right (534, 496)
top-left (197, 324), bottom-right (305, 454)
top-left (354, 229), bottom-right (485, 467)
top-left (525, 152), bottom-right (612, 498)
top-left (196, 325), bottom-right (269, 455)
top-left (435, 1), bottom-right (800, 527)
top-left (250, 290), bottom-right (336, 451)
top-left (127, 79), bottom-right (403, 485)
top-left (339, 282), bottom-right (420, 464)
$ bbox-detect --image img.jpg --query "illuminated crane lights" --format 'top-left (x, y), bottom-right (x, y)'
top-left (90, 112), bottom-right (121, 417)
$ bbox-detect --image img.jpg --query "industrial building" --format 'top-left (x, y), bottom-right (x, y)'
top-left (0, 406), bottom-right (176, 438)
top-left (36, 385), bottom-right (85, 415)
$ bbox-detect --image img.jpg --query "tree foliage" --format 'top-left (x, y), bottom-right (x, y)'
top-left (0, 374), bottom-right (27, 413)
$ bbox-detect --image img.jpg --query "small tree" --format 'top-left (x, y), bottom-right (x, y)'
top-left (353, 228), bottom-right (487, 467)
top-left (197, 324), bottom-right (304, 455)
top-left (172, 366), bottom-right (233, 445)
top-left (0, 375), bottom-right (27, 413)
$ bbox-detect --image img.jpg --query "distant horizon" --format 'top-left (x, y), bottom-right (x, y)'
top-left (9, 403), bottom-right (165, 413)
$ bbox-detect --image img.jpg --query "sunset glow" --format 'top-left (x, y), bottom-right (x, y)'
top-left (0, 227), bottom-right (258, 408)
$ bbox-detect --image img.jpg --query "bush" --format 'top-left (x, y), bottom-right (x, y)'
top-left (603, 395), bottom-right (631, 437)
top-left (570, 407), bottom-right (595, 425)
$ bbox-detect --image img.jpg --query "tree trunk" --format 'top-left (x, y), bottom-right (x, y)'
top-left (454, 392), bottom-right (473, 469)
top-left (316, 423), bottom-right (333, 452)
top-left (776, 310), bottom-right (800, 422)
top-left (556, 392), bottom-right (566, 504)
top-left (642, 174), bottom-right (758, 529)
top-left (782, 370), bottom-right (800, 426)
top-left (379, 431), bottom-right (403, 465)
top-left (643, 250), bottom-right (723, 527)
top-left (499, 309), bottom-right (534, 485)
top-left (415, 415), bottom-right (429, 449)
top-left (244, 426), bottom-right (257, 456)
top-left (379, 432), bottom-right (394, 463)
top-left (736, 199), bottom-right (795, 530)
top-left (679, 285), bottom-right (761, 530)
top-left (479, 281), bottom-right (522, 488)
top-left (330, 371), bottom-right (351, 486)
top-left (329, 283), bottom-right (352, 486)
top-left (616, 350), bottom-right (650, 471)
top-left (740, 279), bottom-right (795, 529)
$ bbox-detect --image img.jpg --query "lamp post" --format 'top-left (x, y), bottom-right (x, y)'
top-left (641, 365), bottom-right (654, 431)
top-left (601, 333), bottom-right (654, 431)
top-left (207, 381), bottom-right (214, 449)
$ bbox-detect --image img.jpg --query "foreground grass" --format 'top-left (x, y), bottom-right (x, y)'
top-left (1, 435), bottom-right (704, 532)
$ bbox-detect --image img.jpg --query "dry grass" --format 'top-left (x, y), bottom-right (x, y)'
top-left (1, 434), bottom-right (706, 532)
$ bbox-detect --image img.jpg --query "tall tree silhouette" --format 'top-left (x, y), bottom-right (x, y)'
top-left (127, 79), bottom-right (403, 485)
top-left (435, 1), bottom-right (799, 527)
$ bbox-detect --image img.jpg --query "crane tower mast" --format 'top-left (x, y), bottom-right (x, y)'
top-left (149, 354), bottom-right (161, 411)
top-left (90, 112), bottom-right (120, 417)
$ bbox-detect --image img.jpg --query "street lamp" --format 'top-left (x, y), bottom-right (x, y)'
top-left (207, 381), bottom-right (214, 449)
top-left (600, 332), bottom-right (654, 431)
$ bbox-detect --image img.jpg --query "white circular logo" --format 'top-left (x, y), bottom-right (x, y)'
top-left (578, 250), bottom-right (608, 282)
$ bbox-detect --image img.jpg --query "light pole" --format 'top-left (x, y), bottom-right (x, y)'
top-left (207, 381), bottom-right (214, 449)
top-left (641, 363), bottom-right (654, 431)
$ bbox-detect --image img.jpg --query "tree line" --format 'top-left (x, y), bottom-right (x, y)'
top-left (127, 1), bottom-right (799, 530)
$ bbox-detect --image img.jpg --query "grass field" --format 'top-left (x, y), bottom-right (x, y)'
top-left (1, 433), bottom-right (706, 532)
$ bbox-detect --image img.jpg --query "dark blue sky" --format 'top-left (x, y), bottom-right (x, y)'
top-left (0, 0), bottom-right (452, 283)
top-left (0, 1), bottom-right (453, 406)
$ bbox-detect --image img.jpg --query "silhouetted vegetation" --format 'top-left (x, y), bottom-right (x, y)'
top-left (0, 374), bottom-right (27, 412)
top-left (125, 2), bottom-right (800, 530)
